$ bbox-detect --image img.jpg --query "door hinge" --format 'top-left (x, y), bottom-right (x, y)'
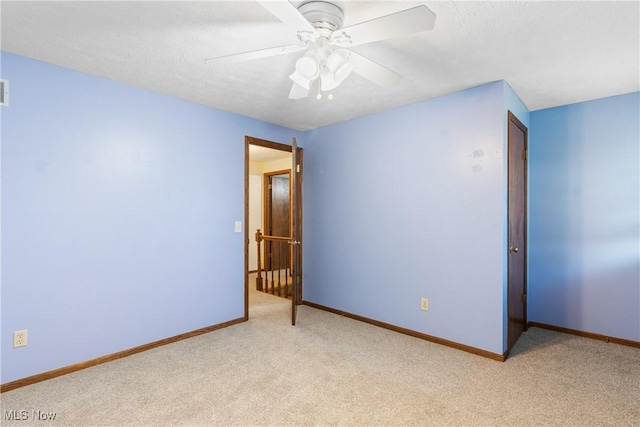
top-left (522, 150), bottom-right (527, 161)
top-left (268, 184), bottom-right (272, 190)
top-left (522, 294), bottom-right (527, 304)
top-left (296, 164), bottom-right (300, 173)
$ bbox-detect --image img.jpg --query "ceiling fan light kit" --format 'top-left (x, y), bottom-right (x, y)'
top-left (205, 1), bottom-right (436, 100)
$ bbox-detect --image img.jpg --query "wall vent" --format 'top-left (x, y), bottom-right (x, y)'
top-left (1, 79), bottom-right (9, 106)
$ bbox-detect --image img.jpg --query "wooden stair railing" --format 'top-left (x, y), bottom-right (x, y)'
top-left (255, 229), bottom-right (293, 298)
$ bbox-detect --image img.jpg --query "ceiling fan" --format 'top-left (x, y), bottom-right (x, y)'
top-left (205, 1), bottom-right (436, 100)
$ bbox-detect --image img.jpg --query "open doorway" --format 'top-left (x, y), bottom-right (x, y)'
top-left (244, 136), bottom-right (302, 322)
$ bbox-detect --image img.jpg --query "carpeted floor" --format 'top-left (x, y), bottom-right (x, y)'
top-left (1, 283), bottom-right (639, 426)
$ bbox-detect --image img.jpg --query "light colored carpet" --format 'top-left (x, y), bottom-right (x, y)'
top-left (1, 283), bottom-right (639, 426)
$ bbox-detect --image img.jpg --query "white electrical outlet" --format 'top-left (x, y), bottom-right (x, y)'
top-left (13, 329), bottom-right (28, 348)
top-left (421, 298), bottom-right (429, 311)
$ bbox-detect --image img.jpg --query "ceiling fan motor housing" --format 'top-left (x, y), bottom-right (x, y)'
top-left (298, 1), bottom-right (344, 38)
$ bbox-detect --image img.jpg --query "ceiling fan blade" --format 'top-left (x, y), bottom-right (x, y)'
top-left (257, 0), bottom-right (318, 35)
top-left (205, 44), bottom-right (305, 64)
top-left (331, 5), bottom-right (436, 47)
top-left (348, 51), bottom-right (402, 87)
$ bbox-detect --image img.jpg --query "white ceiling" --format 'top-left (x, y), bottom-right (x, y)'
top-left (249, 144), bottom-right (292, 162)
top-left (1, 1), bottom-right (638, 131)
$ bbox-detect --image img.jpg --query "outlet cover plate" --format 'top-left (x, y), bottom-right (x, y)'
top-left (13, 329), bottom-right (27, 348)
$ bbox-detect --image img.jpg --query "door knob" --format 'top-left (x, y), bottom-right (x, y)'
top-left (509, 246), bottom-right (519, 253)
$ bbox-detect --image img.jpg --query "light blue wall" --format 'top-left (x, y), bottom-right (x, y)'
top-left (303, 81), bottom-right (508, 355)
top-left (0, 52), bottom-right (304, 383)
top-left (5, 48), bottom-right (635, 386)
top-left (529, 92), bottom-right (640, 341)
top-left (504, 82), bottom-right (530, 130)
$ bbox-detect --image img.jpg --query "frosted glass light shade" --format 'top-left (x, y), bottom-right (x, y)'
top-left (295, 55), bottom-right (320, 80)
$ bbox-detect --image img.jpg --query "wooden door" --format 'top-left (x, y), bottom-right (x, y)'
top-left (265, 171), bottom-right (290, 271)
top-left (291, 138), bottom-right (302, 325)
top-left (507, 111), bottom-right (528, 353)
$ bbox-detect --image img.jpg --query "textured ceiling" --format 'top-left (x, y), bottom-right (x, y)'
top-left (250, 144), bottom-right (291, 162)
top-left (1, 1), bottom-right (638, 131)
